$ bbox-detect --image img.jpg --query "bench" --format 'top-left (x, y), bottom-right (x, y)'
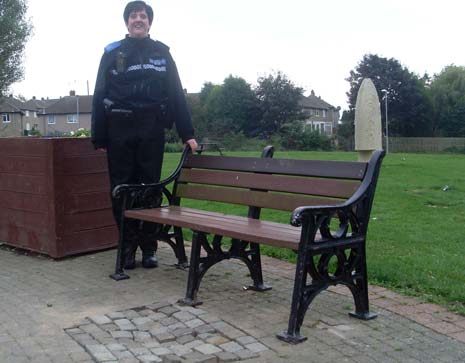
top-left (111, 146), bottom-right (385, 344)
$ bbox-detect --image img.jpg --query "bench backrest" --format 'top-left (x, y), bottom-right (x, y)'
top-left (173, 154), bottom-right (368, 212)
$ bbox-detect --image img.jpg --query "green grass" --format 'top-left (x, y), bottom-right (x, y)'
top-left (160, 150), bottom-right (465, 315)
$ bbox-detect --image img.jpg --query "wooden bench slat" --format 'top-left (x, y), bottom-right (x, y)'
top-left (157, 207), bottom-right (296, 231)
top-left (155, 207), bottom-right (301, 236)
top-left (176, 184), bottom-right (342, 211)
top-left (184, 154), bottom-right (367, 180)
top-left (179, 168), bottom-right (360, 199)
top-left (128, 206), bottom-right (300, 239)
top-left (125, 206), bottom-right (301, 249)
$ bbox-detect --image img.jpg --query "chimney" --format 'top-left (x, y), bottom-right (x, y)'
top-left (32, 96), bottom-right (36, 100)
top-left (311, 90), bottom-right (315, 96)
top-left (70, 90), bottom-right (76, 96)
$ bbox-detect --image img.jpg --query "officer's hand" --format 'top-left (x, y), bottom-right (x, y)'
top-left (185, 139), bottom-right (198, 153)
top-left (97, 148), bottom-right (106, 152)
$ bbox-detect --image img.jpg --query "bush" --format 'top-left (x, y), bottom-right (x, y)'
top-left (27, 128), bottom-right (42, 136)
top-left (164, 143), bottom-right (184, 153)
top-left (280, 121), bottom-right (333, 151)
top-left (69, 128), bottom-right (90, 137)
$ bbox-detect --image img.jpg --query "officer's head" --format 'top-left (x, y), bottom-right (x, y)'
top-left (124, 1), bottom-right (153, 38)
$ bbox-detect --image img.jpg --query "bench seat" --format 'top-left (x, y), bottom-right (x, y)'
top-left (126, 206), bottom-right (302, 250)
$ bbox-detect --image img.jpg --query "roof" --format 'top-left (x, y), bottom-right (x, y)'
top-left (299, 91), bottom-right (336, 110)
top-left (22, 98), bottom-right (58, 111)
top-left (44, 95), bottom-right (93, 114)
top-left (0, 97), bottom-right (24, 113)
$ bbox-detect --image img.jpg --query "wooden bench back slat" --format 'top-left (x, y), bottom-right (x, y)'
top-left (184, 154), bottom-right (367, 180)
top-left (178, 169), bottom-right (360, 199)
top-left (176, 184), bottom-right (342, 211)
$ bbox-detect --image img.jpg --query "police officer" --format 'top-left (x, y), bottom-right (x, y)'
top-left (91, 1), bottom-right (198, 269)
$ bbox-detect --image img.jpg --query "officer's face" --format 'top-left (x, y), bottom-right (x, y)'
top-left (126, 10), bottom-right (151, 38)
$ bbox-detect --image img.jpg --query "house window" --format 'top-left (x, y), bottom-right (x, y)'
top-left (67, 114), bottom-right (78, 123)
top-left (324, 124), bottom-right (332, 135)
top-left (34, 112), bottom-right (37, 118)
top-left (25, 110), bottom-right (30, 117)
top-left (2, 113), bottom-right (11, 123)
top-left (48, 115), bottom-right (56, 124)
top-left (322, 110), bottom-right (327, 118)
top-left (315, 109), bottom-right (320, 117)
top-left (312, 122), bottom-right (325, 133)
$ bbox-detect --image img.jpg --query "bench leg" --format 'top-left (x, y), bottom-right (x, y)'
top-left (276, 245), bottom-right (312, 344)
top-left (244, 242), bottom-right (272, 292)
top-left (178, 230), bottom-right (203, 307)
top-left (109, 220), bottom-right (130, 281)
top-left (349, 245), bottom-right (377, 320)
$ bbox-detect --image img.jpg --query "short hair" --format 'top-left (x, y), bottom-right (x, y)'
top-left (123, 1), bottom-right (154, 25)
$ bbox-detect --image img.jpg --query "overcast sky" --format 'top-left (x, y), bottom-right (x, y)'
top-left (10, 0), bottom-right (465, 110)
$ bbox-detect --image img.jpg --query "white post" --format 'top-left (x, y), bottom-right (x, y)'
top-left (354, 78), bottom-right (382, 162)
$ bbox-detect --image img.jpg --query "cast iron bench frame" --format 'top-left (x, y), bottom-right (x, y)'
top-left (110, 146), bottom-right (385, 344)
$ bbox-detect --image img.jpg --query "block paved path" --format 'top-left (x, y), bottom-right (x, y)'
top-left (0, 243), bottom-right (464, 363)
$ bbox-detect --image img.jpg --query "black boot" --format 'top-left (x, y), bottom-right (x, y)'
top-left (142, 254), bottom-right (158, 268)
top-left (140, 239), bottom-right (158, 268)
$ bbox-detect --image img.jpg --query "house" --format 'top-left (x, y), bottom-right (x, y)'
top-left (300, 90), bottom-right (340, 136)
top-left (0, 91), bottom-right (91, 137)
top-left (0, 96), bottom-right (25, 137)
top-left (43, 91), bottom-right (92, 136)
top-left (22, 97), bottom-right (58, 135)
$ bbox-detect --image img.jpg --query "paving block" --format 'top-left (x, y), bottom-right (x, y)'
top-left (235, 335), bottom-right (257, 345)
top-left (151, 347), bottom-right (173, 356)
top-left (89, 315), bottom-right (112, 325)
top-left (84, 344), bottom-right (116, 361)
top-left (138, 353), bottom-right (163, 362)
top-left (194, 343), bottom-right (222, 355)
top-left (244, 342), bottom-right (268, 353)
top-left (219, 341), bottom-right (242, 353)
top-left (158, 306), bottom-right (181, 317)
top-left (214, 351), bottom-right (238, 362)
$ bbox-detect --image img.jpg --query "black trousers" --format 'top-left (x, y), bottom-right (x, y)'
top-left (106, 116), bottom-right (165, 254)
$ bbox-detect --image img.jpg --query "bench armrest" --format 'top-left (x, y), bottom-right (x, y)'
top-left (290, 150), bottom-right (385, 239)
top-left (112, 145), bottom-right (191, 203)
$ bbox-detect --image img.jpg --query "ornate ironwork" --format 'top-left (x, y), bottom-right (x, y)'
top-left (278, 150), bottom-right (385, 344)
top-left (110, 147), bottom-right (192, 280)
top-left (178, 233), bottom-right (272, 307)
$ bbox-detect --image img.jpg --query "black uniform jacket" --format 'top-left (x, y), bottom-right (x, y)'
top-left (91, 35), bottom-right (194, 149)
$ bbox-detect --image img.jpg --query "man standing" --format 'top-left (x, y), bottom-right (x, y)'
top-left (91, 1), bottom-right (197, 269)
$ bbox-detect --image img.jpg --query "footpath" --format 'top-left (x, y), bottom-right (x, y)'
top-left (0, 243), bottom-right (464, 363)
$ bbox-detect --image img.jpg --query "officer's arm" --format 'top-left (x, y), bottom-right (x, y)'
top-left (91, 54), bottom-right (109, 149)
top-left (167, 53), bottom-right (195, 144)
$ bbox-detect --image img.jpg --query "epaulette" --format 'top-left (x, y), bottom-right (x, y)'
top-left (104, 40), bottom-right (122, 53)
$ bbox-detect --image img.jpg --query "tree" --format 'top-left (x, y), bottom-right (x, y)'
top-left (0, 0), bottom-right (32, 97)
top-left (429, 65), bottom-right (465, 137)
top-left (346, 54), bottom-right (432, 137)
top-left (195, 76), bottom-right (259, 139)
top-left (217, 75), bottom-right (260, 136)
top-left (254, 71), bottom-right (303, 138)
top-left (336, 110), bottom-right (355, 150)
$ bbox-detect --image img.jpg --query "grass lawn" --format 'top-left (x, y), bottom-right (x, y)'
top-left (160, 149), bottom-right (465, 315)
